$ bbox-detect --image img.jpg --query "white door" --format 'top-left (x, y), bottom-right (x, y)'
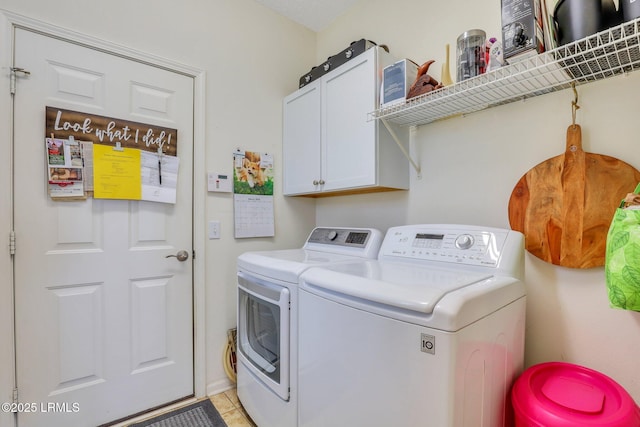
top-left (12, 28), bottom-right (194, 427)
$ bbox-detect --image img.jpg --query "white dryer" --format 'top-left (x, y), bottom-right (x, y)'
top-left (298, 224), bottom-right (526, 427)
top-left (236, 227), bottom-right (382, 427)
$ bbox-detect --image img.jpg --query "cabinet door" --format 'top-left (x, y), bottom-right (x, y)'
top-left (283, 82), bottom-right (322, 195)
top-left (322, 51), bottom-right (377, 191)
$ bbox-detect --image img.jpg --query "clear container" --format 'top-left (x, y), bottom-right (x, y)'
top-left (456, 29), bottom-right (486, 82)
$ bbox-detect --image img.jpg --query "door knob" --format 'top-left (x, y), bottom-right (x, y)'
top-left (166, 250), bottom-right (189, 261)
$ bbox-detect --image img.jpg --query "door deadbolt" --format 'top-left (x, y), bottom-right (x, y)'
top-left (166, 250), bottom-right (189, 261)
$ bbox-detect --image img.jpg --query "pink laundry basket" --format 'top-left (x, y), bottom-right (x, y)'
top-left (511, 362), bottom-right (640, 427)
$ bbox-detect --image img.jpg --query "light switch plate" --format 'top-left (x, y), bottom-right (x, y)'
top-left (208, 220), bottom-right (221, 239)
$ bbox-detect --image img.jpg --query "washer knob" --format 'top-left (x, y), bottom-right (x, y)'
top-left (455, 234), bottom-right (474, 249)
top-left (327, 230), bottom-right (338, 241)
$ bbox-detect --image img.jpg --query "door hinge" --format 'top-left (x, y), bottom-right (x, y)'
top-left (192, 249), bottom-right (196, 260)
top-left (12, 388), bottom-right (18, 404)
top-left (10, 67), bottom-right (31, 95)
top-left (9, 231), bottom-right (15, 255)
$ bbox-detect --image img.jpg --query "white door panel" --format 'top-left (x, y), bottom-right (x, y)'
top-left (13, 28), bottom-right (194, 427)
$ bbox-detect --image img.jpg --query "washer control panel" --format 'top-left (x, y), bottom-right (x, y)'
top-left (380, 225), bottom-right (510, 267)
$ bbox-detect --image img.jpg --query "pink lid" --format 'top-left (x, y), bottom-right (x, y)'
top-left (541, 375), bottom-right (605, 414)
top-left (512, 362), bottom-right (640, 427)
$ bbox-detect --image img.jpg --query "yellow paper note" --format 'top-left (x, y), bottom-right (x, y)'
top-left (93, 143), bottom-right (141, 200)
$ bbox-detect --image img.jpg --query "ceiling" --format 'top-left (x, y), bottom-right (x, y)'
top-left (253, 0), bottom-right (360, 32)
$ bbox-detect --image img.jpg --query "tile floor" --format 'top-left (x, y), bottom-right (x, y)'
top-left (210, 388), bottom-right (256, 427)
top-left (120, 388), bottom-right (255, 427)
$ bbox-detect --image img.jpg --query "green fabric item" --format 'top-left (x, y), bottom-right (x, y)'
top-left (606, 206), bottom-right (640, 311)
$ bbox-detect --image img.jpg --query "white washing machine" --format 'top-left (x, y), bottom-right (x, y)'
top-left (236, 227), bottom-right (383, 427)
top-left (298, 224), bottom-right (526, 427)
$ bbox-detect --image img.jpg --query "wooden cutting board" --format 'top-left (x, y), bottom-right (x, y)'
top-left (508, 124), bottom-right (640, 268)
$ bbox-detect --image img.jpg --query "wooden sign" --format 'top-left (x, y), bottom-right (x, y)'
top-left (46, 106), bottom-right (178, 156)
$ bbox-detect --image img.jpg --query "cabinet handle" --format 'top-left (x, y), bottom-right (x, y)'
top-left (319, 180), bottom-right (325, 185)
top-left (313, 180), bottom-right (319, 185)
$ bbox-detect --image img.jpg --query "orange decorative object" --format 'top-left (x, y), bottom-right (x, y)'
top-left (406, 60), bottom-right (443, 99)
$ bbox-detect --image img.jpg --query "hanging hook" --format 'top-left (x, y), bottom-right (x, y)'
top-left (571, 82), bottom-right (580, 127)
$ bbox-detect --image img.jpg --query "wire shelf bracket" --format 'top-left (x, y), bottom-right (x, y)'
top-left (381, 118), bottom-right (422, 179)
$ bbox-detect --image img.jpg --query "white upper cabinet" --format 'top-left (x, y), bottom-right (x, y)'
top-left (282, 81), bottom-right (322, 196)
top-left (283, 46), bottom-right (409, 197)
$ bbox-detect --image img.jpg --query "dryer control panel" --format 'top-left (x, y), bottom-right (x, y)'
top-left (379, 225), bottom-right (517, 268)
top-left (303, 227), bottom-right (384, 259)
top-left (307, 227), bottom-right (373, 247)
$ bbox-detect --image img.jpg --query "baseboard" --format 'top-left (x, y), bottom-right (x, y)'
top-left (206, 377), bottom-right (235, 396)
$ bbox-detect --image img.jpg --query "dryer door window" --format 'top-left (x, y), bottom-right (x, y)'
top-left (237, 272), bottom-right (290, 401)
top-left (246, 293), bottom-right (280, 381)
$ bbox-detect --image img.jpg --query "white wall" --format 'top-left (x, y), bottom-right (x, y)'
top-left (315, 0), bottom-right (640, 401)
top-left (0, 0), bottom-right (317, 401)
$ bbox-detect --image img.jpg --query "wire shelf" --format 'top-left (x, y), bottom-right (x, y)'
top-left (370, 18), bottom-right (640, 127)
